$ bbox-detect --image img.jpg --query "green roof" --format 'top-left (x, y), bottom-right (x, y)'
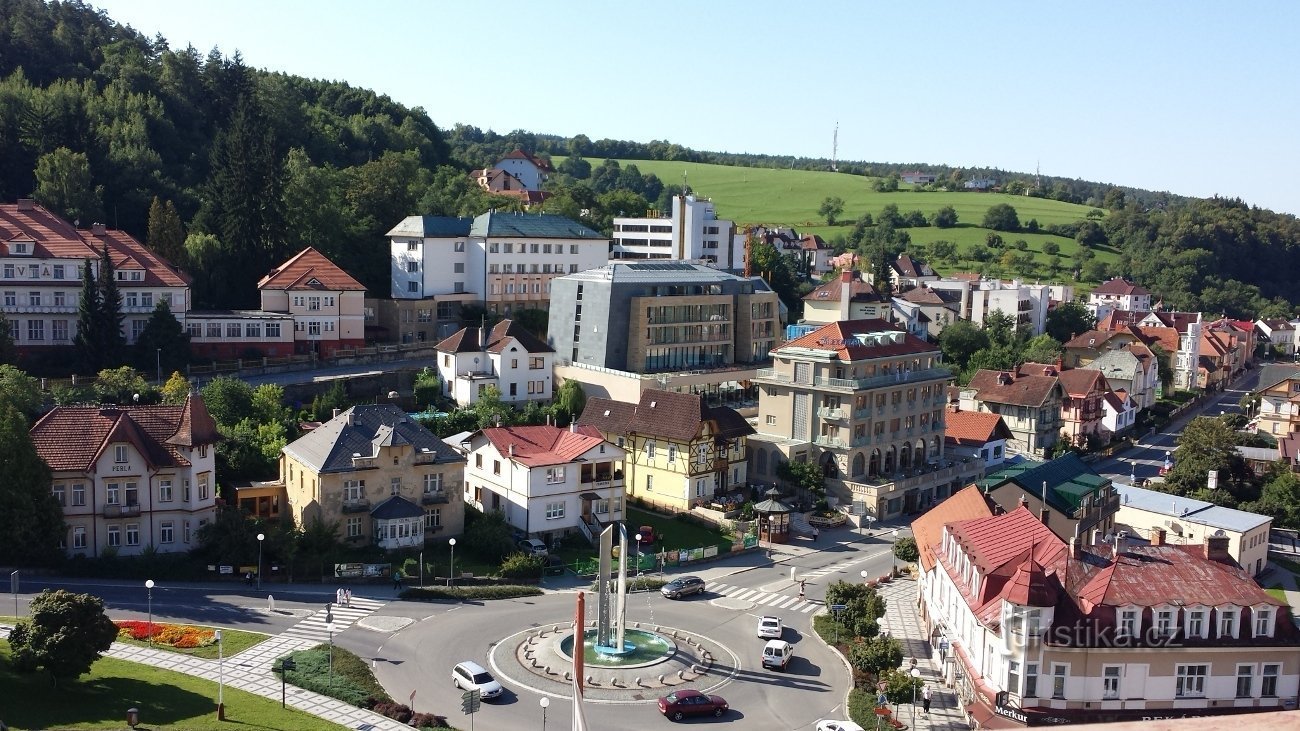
top-left (386, 215), bottom-right (472, 238)
top-left (470, 211), bottom-right (606, 239)
top-left (981, 453), bottom-right (1110, 514)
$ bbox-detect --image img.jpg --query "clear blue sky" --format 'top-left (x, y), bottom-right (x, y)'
top-left (93, 0), bottom-right (1300, 214)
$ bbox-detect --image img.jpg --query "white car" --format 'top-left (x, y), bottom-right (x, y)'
top-left (757, 615), bottom-right (783, 639)
top-left (452, 660), bottom-right (503, 699)
top-left (816, 721), bottom-right (866, 731)
top-left (517, 538), bottom-right (549, 557)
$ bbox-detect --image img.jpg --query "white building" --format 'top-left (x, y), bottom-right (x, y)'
top-left (1256, 318), bottom-right (1300, 357)
top-left (1088, 278), bottom-right (1153, 319)
top-left (1101, 389), bottom-right (1137, 435)
top-left (925, 277), bottom-right (1060, 335)
top-left (387, 210), bottom-right (609, 317)
top-left (1113, 483), bottom-right (1273, 576)
top-left (611, 195), bottom-right (741, 269)
top-left (493, 150), bottom-right (552, 191)
top-left (458, 424), bottom-right (627, 545)
top-left (30, 396), bottom-right (221, 557)
top-left (434, 319), bottom-right (555, 407)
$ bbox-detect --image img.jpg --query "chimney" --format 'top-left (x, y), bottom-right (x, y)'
top-left (1039, 481), bottom-right (1050, 525)
top-left (570, 421), bottom-right (577, 433)
top-left (1069, 537), bottom-right (1082, 560)
top-left (332, 408), bottom-right (341, 419)
top-left (91, 222), bottom-right (106, 236)
top-left (840, 270), bottom-right (853, 321)
top-left (1203, 534), bottom-right (1232, 563)
top-left (1150, 527), bottom-right (1166, 546)
top-left (346, 410), bottom-right (354, 426)
top-left (17, 198), bottom-right (35, 211)
top-left (508, 443), bottom-right (515, 457)
top-left (1019, 493), bottom-right (1029, 508)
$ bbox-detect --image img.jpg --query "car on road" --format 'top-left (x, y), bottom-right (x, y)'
top-left (757, 615), bottom-right (783, 639)
top-left (517, 538), bottom-right (549, 557)
top-left (660, 575), bottom-right (706, 599)
top-left (762, 639), bottom-right (793, 670)
top-left (658, 689), bottom-right (729, 721)
top-left (816, 721), bottom-right (866, 731)
top-left (451, 660), bottom-right (503, 699)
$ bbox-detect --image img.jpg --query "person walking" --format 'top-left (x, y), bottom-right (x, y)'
top-left (922, 683), bottom-right (932, 715)
top-left (393, 572), bottom-right (403, 592)
top-left (345, 588), bottom-right (352, 607)
top-left (812, 527), bottom-right (819, 542)
top-left (798, 578), bottom-right (807, 601)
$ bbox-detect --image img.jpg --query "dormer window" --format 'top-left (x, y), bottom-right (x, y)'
top-left (1219, 607), bottom-right (1238, 638)
top-left (11, 242), bottom-right (27, 255)
top-left (1253, 607), bottom-right (1275, 638)
top-left (1186, 608), bottom-right (1207, 639)
top-left (1118, 608), bottom-right (1138, 638)
top-left (1155, 608), bottom-right (1176, 637)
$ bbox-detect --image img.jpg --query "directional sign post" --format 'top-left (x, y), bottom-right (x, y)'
top-left (830, 603), bottom-right (848, 645)
top-left (461, 689), bottom-right (480, 730)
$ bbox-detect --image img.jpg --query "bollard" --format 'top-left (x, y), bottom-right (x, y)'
top-left (635, 677), bottom-right (643, 687)
top-left (658, 673), bottom-right (666, 684)
top-left (268, 595), bottom-right (275, 612)
top-left (586, 675), bottom-right (594, 685)
top-left (563, 671), bottom-right (570, 680)
top-left (677, 670), bottom-right (686, 680)
top-left (791, 566), bottom-right (796, 580)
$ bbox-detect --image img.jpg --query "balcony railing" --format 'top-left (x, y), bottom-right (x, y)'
top-left (814, 435), bottom-right (848, 449)
top-left (104, 503), bottom-right (141, 518)
top-left (341, 499), bottom-right (370, 513)
top-left (853, 407), bottom-right (871, 419)
top-left (817, 406), bottom-right (846, 419)
top-left (421, 492), bottom-right (449, 505)
top-left (757, 366), bottom-right (952, 392)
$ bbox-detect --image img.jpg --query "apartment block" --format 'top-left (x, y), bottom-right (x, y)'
top-left (611, 195), bottom-right (741, 269)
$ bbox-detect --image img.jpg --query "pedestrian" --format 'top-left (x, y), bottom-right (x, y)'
top-left (922, 683), bottom-right (932, 715)
top-left (813, 527), bottom-right (819, 542)
top-left (245, 571), bottom-right (253, 587)
top-left (345, 588), bottom-right (352, 607)
top-left (393, 572), bottom-right (403, 591)
top-left (798, 578), bottom-right (807, 601)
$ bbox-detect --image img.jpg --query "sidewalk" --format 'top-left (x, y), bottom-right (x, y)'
top-left (876, 577), bottom-right (971, 731)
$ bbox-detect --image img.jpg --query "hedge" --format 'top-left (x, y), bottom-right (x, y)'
top-left (273, 645), bottom-right (390, 708)
top-left (587, 577), bottom-right (669, 593)
top-left (399, 585), bottom-right (543, 602)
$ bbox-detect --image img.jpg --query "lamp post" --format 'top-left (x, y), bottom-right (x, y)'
top-left (1130, 460), bottom-right (1137, 487)
top-left (860, 569), bottom-right (869, 585)
top-left (325, 605), bottom-right (335, 689)
top-left (891, 528), bottom-right (900, 575)
top-left (910, 666), bottom-right (922, 727)
top-left (256, 533), bottom-right (265, 591)
top-left (634, 533), bottom-right (642, 576)
top-left (215, 628), bottom-right (225, 720)
top-left (144, 579), bottom-right (155, 644)
top-left (448, 538), bottom-right (457, 587)
top-left (155, 348), bottom-right (162, 385)
top-left (539, 696), bottom-right (550, 730)
top-left (864, 514), bottom-right (874, 540)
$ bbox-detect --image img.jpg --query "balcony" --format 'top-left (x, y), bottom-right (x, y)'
top-left (817, 406), bottom-right (846, 420)
top-left (341, 498), bottom-right (371, 513)
top-left (421, 492), bottom-right (449, 505)
top-left (103, 503), bottom-right (141, 518)
top-left (814, 435), bottom-right (848, 449)
top-left (853, 407), bottom-right (871, 419)
top-left (815, 367), bottom-right (954, 392)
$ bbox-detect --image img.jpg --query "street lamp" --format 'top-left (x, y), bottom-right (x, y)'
top-left (910, 666), bottom-right (922, 727)
top-left (155, 348), bottom-right (162, 385)
top-left (891, 529), bottom-right (900, 574)
top-left (634, 533), bottom-right (643, 577)
top-left (540, 696), bottom-right (550, 731)
top-left (324, 605), bottom-right (335, 689)
top-left (215, 629), bottom-right (225, 720)
top-left (864, 514), bottom-right (875, 540)
top-left (1129, 460), bottom-right (1137, 487)
top-left (448, 538), bottom-right (457, 588)
top-left (144, 579), bottom-right (155, 644)
top-left (256, 533), bottom-right (265, 591)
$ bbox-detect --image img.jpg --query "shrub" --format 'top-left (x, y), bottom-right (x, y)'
top-left (410, 712), bottom-right (450, 729)
top-left (847, 688), bottom-right (877, 728)
top-left (892, 537), bottom-right (919, 563)
top-left (274, 645), bottom-right (391, 707)
top-left (499, 552), bottom-right (545, 580)
top-left (400, 585), bottom-right (544, 602)
top-left (374, 702), bottom-right (414, 724)
top-left (589, 577), bottom-right (669, 592)
top-left (848, 634), bottom-right (904, 675)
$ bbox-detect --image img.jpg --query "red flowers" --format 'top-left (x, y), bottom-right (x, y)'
top-left (115, 620), bottom-right (217, 648)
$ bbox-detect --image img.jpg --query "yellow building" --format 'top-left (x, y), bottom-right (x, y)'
top-left (577, 390), bottom-right (754, 512)
top-left (280, 405), bottom-right (466, 549)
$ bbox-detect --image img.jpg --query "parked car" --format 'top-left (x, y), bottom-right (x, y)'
top-left (761, 639), bottom-right (792, 670)
top-left (636, 525), bottom-right (656, 544)
top-left (816, 721), bottom-right (866, 731)
top-left (658, 689), bottom-right (728, 721)
top-left (451, 660), bottom-right (503, 699)
top-left (517, 538), bottom-right (549, 557)
top-left (757, 615), bottom-right (783, 639)
top-left (660, 575), bottom-right (706, 599)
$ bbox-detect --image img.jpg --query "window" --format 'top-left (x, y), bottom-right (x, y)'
top-left (1051, 664), bottom-right (1067, 699)
top-left (183, 480), bottom-right (191, 502)
top-left (159, 480), bottom-right (173, 502)
top-left (570, 245), bottom-right (578, 254)
top-left (1102, 666), bottom-right (1121, 699)
top-left (424, 507), bottom-right (441, 529)
top-left (207, 323), bottom-right (222, 338)
top-left (645, 474), bottom-right (654, 492)
top-left (391, 477), bottom-right (401, 495)
top-left (266, 322), bottom-right (281, 337)
top-left (52, 319), bottom-right (67, 341)
top-left (161, 521), bottom-right (174, 544)
top-left (1156, 608), bottom-right (1175, 637)
top-left (1187, 609), bottom-right (1205, 638)
top-left (54, 290), bottom-right (67, 306)
top-left (545, 501), bottom-right (565, 520)
top-left (407, 241), bottom-right (419, 251)
top-left (1236, 665), bottom-right (1253, 698)
top-left (125, 483), bottom-right (138, 506)
top-left (245, 322), bottom-right (262, 338)
top-left (53, 264), bottom-right (65, 279)
top-left (308, 322), bottom-right (321, 336)
top-left (107, 525), bottom-right (121, 547)
top-left (546, 466), bottom-right (566, 483)
top-left (183, 520), bottom-right (191, 543)
top-left (141, 292), bottom-right (153, 307)
top-left (1175, 665), bottom-right (1207, 697)
top-left (106, 483), bottom-right (120, 505)
top-left (1, 292), bottom-right (12, 306)
top-left (347, 517), bottom-right (362, 537)
top-left (73, 526), bottom-right (87, 549)
top-left (344, 480), bottom-right (363, 501)
top-left (226, 322), bottom-right (241, 338)
top-left (1220, 608), bottom-right (1237, 637)
top-left (475, 454), bottom-right (483, 469)
top-left (668, 446), bottom-right (677, 462)
top-left (454, 263), bottom-right (465, 273)
top-left (408, 281), bottom-right (419, 293)
top-left (1007, 660), bottom-right (1020, 696)
top-left (646, 441), bottom-right (656, 460)
top-left (52, 484), bottom-right (65, 506)
top-left (26, 320), bottom-right (43, 341)
top-left (1254, 608), bottom-right (1273, 637)
top-left (131, 319), bottom-right (146, 341)
top-left (308, 296), bottom-right (321, 311)
top-left (406, 261), bottom-right (419, 273)
top-left (28, 291), bottom-right (40, 306)
top-left (72, 483), bottom-right (85, 506)
top-left (198, 474), bottom-right (209, 500)
top-left (569, 264), bottom-right (578, 273)
top-left (2, 265), bottom-right (11, 278)
top-left (423, 473), bottom-right (443, 494)
top-left (1024, 663), bottom-right (1038, 698)
top-left (1262, 664), bottom-right (1279, 696)
top-left (493, 460), bottom-right (501, 475)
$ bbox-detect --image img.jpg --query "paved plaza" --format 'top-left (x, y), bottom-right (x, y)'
top-left (876, 576), bottom-right (972, 730)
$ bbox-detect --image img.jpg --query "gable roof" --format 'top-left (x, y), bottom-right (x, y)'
top-left (470, 210), bottom-right (604, 239)
top-left (774, 319), bottom-right (939, 361)
top-left (578, 390), bottom-right (755, 443)
top-left (1054, 367), bottom-right (1109, 397)
top-left (944, 408), bottom-right (1013, 446)
top-left (798, 234), bottom-right (828, 251)
top-left (979, 453), bottom-right (1111, 515)
top-left (257, 247), bottom-right (365, 292)
top-left (283, 404), bottom-right (464, 473)
top-left (435, 319), bottom-right (554, 355)
top-left (891, 254), bottom-right (936, 278)
top-left (947, 505), bottom-right (1067, 576)
top-left (386, 215), bottom-right (473, 238)
top-left (499, 149), bottom-right (554, 172)
top-left (1090, 347), bottom-right (1141, 381)
top-left (966, 369), bottom-right (1062, 408)
top-left (1074, 543), bottom-right (1282, 611)
top-left (802, 274), bottom-right (886, 304)
top-left (576, 397), bottom-right (637, 436)
top-left (912, 485), bottom-right (994, 572)
top-left (480, 424), bottom-right (605, 468)
top-left (1256, 364), bottom-right (1300, 393)
top-left (30, 395), bottom-right (221, 472)
top-left (1090, 277), bottom-right (1150, 297)
top-left (900, 284), bottom-right (959, 307)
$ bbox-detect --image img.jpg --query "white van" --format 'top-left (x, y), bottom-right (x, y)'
top-left (762, 639), bottom-right (792, 671)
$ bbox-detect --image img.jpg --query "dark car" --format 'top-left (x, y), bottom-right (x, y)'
top-left (660, 575), bottom-right (706, 599)
top-left (637, 525), bottom-right (657, 544)
top-left (658, 689), bottom-right (728, 721)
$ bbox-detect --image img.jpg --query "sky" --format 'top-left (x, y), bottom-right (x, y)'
top-left (90, 0), bottom-right (1300, 214)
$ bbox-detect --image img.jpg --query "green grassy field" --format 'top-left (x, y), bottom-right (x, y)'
top-left (0, 640), bottom-right (344, 730)
top-left (628, 506), bottom-right (731, 552)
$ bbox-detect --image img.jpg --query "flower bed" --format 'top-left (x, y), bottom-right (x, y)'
top-left (115, 620), bottom-right (217, 648)
top-left (808, 511), bottom-right (847, 527)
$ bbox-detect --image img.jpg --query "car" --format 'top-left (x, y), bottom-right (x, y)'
top-left (517, 538), bottom-right (549, 557)
top-left (451, 660), bottom-right (503, 700)
top-left (658, 689), bottom-right (728, 721)
top-left (660, 575), bottom-right (706, 599)
top-left (761, 639), bottom-right (792, 670)
top-left (757, 615), bottom-right (783, 639)
top-left (636, 525), bottom-right (657, 544)
top-left (816, 721), bottom-right (866, 731)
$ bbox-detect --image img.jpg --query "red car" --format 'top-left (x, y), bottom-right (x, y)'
top-left (637, 525), bottom-right (657, 545)
top-left (658, 689), bottom-right (728, 721)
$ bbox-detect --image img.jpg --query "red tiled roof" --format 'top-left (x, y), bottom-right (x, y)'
top-left (500, 149), bottom-right (554, 172)
top-left (0, 202), bottom-right (190, 287)
top-left (258, 247), bottom-right (365, 292)
top-left (1090, 277), bottom-right (1150, 297)
top-left (776, 319), bottom-right (938, 361)
top-left (579, 390), bottom-right (753, 443)
top-left (802, 274), bottom-right (886, 304)
top-left (967, 369), bottom-right (1062, 408)
top-left (1075, 543), bottom-right (1283, 611)
top-left (435, 319), bottom-right (554, 355)
top-left (944, 408), bottom-right (1012, 447)
top-left (947, 505), bottom-right (1067, 576)
top-left (1136, 326), bottom-right (1179, 355)
top-left (1063, 329), bottom-right (1118, 349)
top-left (912, 485), bottom-right (993, 572)
top-left (891, 254), bottom-right (935, 278)
top-left (481, 424), bottom-right (604, 468)
top-left (30, 396), bottom-right (220, 472)
top-left (1055, 367), bottom-right (1109, 397)
top-left (799, 234), bottom-right (827, 251)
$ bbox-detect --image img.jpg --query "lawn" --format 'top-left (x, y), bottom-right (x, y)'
top-left (627, 506), bottom-right (731, 553)
top-left (0, 640), bottom-right (344, 730)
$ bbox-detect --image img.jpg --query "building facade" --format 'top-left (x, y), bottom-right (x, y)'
top-left (943, 406), bottom-right (1014, 470)
top-left (279, 405), bottom-right (466, 549)
top-left (1087, 278), bottom-right (1153, 318)
top-left (801, 270), bottom-right (892, 325)
top-left (975, 454), bottom-right (1120, 544)
top-left (961, 369), bottom-right (1065, 457)
top-left (1253, 365), bottom-right (1300, 438)
top-left (1089, 343), bottom-right (1159, 410)
top-left (547, 262), bottom-right (780, 373)
top-left (925, 277), bottom-right (1060, 336)
top-left (30, 395), bottom-right (220, 557)
top-left (1102, 309), bottom-right (1203, 392)
top-left (1113, 483), bottom-right (1272, 576)
top-left (492, 149), bottom-right (552, 191)
top-left (577, 390), bottom-right (754, 513)
top-left (611, 195), bottom-right (741, 269)
top-left (435, 319), bottom-right (555, 407)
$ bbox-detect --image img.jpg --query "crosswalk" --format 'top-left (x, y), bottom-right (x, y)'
top-left (707, 582), bottom-right (821, 613)
top-left (278, 595), bottom-right (386, 644)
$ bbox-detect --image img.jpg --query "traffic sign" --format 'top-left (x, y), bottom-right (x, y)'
top-left (830, 603), bottom-right (847, 612)
top-left (461, 689), bottom-right (481, 714)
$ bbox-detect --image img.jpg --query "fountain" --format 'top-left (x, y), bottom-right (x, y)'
top-left (556, 627), bottom-right (677, 669)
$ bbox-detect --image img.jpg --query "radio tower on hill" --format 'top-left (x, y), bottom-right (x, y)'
top-left (831, 122), bottom-right (839, 172)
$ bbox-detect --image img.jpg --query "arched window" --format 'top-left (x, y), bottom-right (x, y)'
top-left (900, 444), bottom-right (912, 471)
top-left (869, 449), bottom-right (881, 477)
top-left (930, 436), bottom-right (941, 458)
top-left (915, 441), bottom-right (927, 468)
top-left (852, 453), bottom-right (866, 477)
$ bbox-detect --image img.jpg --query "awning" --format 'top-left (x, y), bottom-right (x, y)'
top-left (579, 492), bottom-right (602, 501)
top-left (964, 702), bottom-right (1023, 729)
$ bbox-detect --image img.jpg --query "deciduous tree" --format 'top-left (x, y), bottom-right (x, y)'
top-left (7, 589), bottom-right (119, 685)
top-left (0, 364), bottom-right (43, 418)
top-left (931, 205), bottom-right (958, 228)
top-left (982, 203), bottom-right (1020, 232)
top-left (1044, 301), bottom-right (1096, 343)
top-left (818, 196), bottom-right (845, 226)
top-left (33, 147), bottom-right (103, 224)
top-left (0, 401), bottom-right (62, 567)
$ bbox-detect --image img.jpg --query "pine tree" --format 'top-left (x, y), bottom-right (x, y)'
top-left (74, 257), bottom-right (101, 372)
top-left (96, 243), bottom-right (126, 367)
top-left (0, 402), bottom-right (63, 566)
top-left (134, 300), bottom-right (190, 380)
top-left (146, 197), bottom-right (186, 267)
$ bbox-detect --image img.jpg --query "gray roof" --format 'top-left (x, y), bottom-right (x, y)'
top-left (1235, 445), bottom-right (1278, 462)
top-left (1256, 364), bottom-right (1300, 393)
top-left (469, 210), bottom-right (605, 239)
top-left (283, 404), bottom-right (465, 473)
top-left (1115, 483), bottom-right (1271, 532)
top-left (557, 262), bottom-right (765, 284)
top-left (370, 495), bottom-right (424, 520)
top-left (1090, 348), bottom-right (1140, 382)
top-left (386, 216), bottom-right (472, 238)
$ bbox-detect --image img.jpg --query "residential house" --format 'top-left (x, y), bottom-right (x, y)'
top-left (1198, 329), bottom-right (1234, 392)
top-left (898, 284), bottom-right (962, 340)
top-left (1207, 318), bottom-right (1256, 375)
top-left (30, 395), bottom-right (221, 557)
top-left (961, 368), bottom-right (1065, 457)
top-left (187, 247), bottom-right (365, 359)
top-left (889, 254), bottom-right (940, 290)
top-left (911, 484), bottom-right (994, 593)
top-left (577, 390), bottom-right (753, 513)
top-left (1090, 343), bottom-right (1159, 410)
top-left (796, 234), bottom-right (834, 277)
top-left (0, 199), bottom-right (191, 354)
top-left (492, 149), bottom-right (552, 191)
top-left (944, 406), bottom-right (1014, 470)
top-left (280, 405), bottom-right (466, 549)
top-left (1277, 432), bottom-right (1300, 474)
top-left (1255, 318), bottom-right (1299, 358)
top-left (920, 506), bottom-right (1298, 727)
top-left (1101, 389), bottom-right (1137, 436)
top-left (925, 277), bottom-right (1060, 336)
top-left (458, 424), bottom-right (626, 546)
top-left (974, 453), bottom-right (1120, 544)
top-left (900, 171), bottom-right (937, 185)
top-left (891, 298), bottom-right (929, 341)
top-left (468, 167), bottom-right (548, 207)
top-left (434, 319), bottom-right (554, 407)
top-left (1025, 363), bottom-right (1109, 447)
top-left (611, 195), bottom-right (740, 269)
top-left (1100, 309), bottom-right (1202, 391)
top-left (1254, 364), bottom-right (1300, 438)
top-left (1062, 328), bottom-right (1144, 368)
top-left (801, 270), bottom-right (891, 324)
top-left (751, 319), bottom-right (983, 520)
top-left (1113, 483), bottom-right (1273, 576)
top-left (962, 177), bottom-right (997, 190)
top-left (1087, 278), bottom-right (1152, 320)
